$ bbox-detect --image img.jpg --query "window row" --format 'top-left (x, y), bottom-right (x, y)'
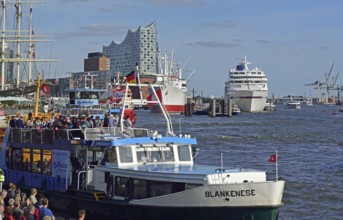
top-left (113, 176), bottom-right (201, 199)
top-left (101, 145), bottom-right (192, 164)
top-left (9, 148), bottom-right (52, 175)
top-left (231, 80), bottom-right (267, 84)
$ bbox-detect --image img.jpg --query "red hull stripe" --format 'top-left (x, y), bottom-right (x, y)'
top-left (238, 96), bottom-right (263, 99)
top-left (150, 104), bottom-right (185, 113)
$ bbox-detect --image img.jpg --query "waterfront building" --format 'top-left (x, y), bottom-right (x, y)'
top-left (84, 52), bottom-right (110, 72)
top-left (103, 21), bottom-right (158, 76)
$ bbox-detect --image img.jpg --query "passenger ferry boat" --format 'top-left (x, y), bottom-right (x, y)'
top-left (284, 100), bottom-right (301, 109)
top-left (225, 56), bottom-right (268, 112)
top-left (0, 82), bottom-right (284, 220)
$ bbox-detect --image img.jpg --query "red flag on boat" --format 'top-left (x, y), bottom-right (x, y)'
top-left (268, 153), bottom-right (278, 163)
top-left (41, 84), bottom-right (50, 94)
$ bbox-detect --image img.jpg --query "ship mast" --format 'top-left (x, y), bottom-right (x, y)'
top-left (28, 0), bottom-right (33, 83)
top-left (0, 0), bottom-right (59, 90)
top-left (15, 0), bottom-right (22, 87)
top-left (1, 0), bottom-right (7, 89)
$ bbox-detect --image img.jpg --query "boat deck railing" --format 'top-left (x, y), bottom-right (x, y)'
top-left (9, 128), bottom-right (83, 144)
top-left (60, 107), bottom-right (108, 117)
top-left (83, 127), bottom-right (152, 140)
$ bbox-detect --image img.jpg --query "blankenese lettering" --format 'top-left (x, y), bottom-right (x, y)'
top-left (205, 190), bottom-right (256, 198)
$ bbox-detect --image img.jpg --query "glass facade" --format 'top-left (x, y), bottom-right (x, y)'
top-left (103, 22), bottom-right (159, 76)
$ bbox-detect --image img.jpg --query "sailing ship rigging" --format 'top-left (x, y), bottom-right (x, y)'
top-left (0, 0), bottom-right (58, 95)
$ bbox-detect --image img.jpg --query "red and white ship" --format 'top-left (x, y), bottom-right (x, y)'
top-left (147, 51), bottom-right (192, 114)
top-left (148, 81), bottom-right (187, 114)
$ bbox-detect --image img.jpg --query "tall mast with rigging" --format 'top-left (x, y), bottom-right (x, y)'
top-left (0, 0), bottom-right (59, 91)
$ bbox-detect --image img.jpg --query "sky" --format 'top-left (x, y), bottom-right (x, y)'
top-left (27, 0), bottom-right (343, 98)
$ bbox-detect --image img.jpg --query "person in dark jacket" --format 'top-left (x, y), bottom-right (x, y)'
top-left (9, 116), bottom-right (16, 128)
top-left (24, 205), bottom-right (36, 220)
top-left (15, 116), bottom-right (24, 128)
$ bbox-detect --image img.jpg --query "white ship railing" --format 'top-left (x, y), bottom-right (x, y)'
top-left (120, 83), bottom-right (175, 137)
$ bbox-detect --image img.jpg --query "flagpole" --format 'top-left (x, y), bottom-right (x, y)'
top-left (276, 150), bottom-right (278, 181)
top-left (136, 64), bottom-right (143, 100)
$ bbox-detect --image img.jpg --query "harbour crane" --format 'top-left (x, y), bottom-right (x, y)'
top-left (330, 71), bottom-right (340, 90)
top-left (304, 80), bottom-right (321, 103)
top-left (332, 71), bottom-right (341, 104)
top-left (322, 62), bottom-right (335, 103)
top-left (304, 62), bottom-right (335, 104)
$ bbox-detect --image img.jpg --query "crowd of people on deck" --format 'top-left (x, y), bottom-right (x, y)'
top-left (8, 112), bottom-right (132, 130)
top-left (0, 183), bottom-right (86, 220)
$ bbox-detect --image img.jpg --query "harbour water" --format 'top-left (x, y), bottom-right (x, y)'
top-left (56, 104), bottom-right (342, 219)
top-left (137, 104), bottom-right (342, 220)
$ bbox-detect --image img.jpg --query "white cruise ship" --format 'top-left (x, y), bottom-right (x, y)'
top-left (225, 56), bottom-right (268, 112)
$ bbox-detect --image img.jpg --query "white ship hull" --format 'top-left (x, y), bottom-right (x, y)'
top-left (227, 90), bottom-right (268, 112)
top-left (131, 181), bottom-right (285, 208)
top-left (224, 56), bottom-right (268, 112)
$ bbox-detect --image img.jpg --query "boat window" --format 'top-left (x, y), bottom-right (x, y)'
top-left (81, 92), bottom-right (90, 99)
top-left (136, 146), bottom-right (174, 163)
top-left (87, 151), bottom-right (103, 166)
top-left (118, 147), bottom-right (133, 163)
top-left (133, 179), bottom-right (148, 199)
top-left (42, 150), bottom-right (52, 175)
top-left (22, 148), bottom-right (31, 172)
top-left (150, 181), bottom-right (172, 197)
top-left (162, 146), bottom-right (174, 162)
top-left (12, 148), bottom-right (24, 171)
top-left (108, 149), bottom-right (117, 163)
top-left (115, 176), bottom-right (129, 197)
top-left (178, 146), bottom-right (191, 161)
top-left (32, 149), bottom-right (42, 173)
top-left (148, 146), bottom-right (162, 162)
top-left (136, 147), bottom-right (147, 163)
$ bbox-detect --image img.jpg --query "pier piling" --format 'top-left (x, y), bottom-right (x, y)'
top-left (210, 98), bottom-right (216, 117)
top-left (228, 98), bottom-right (232, 117)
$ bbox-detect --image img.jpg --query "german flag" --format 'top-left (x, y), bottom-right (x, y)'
top-left (125, 70), bottom-right (135, 83)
